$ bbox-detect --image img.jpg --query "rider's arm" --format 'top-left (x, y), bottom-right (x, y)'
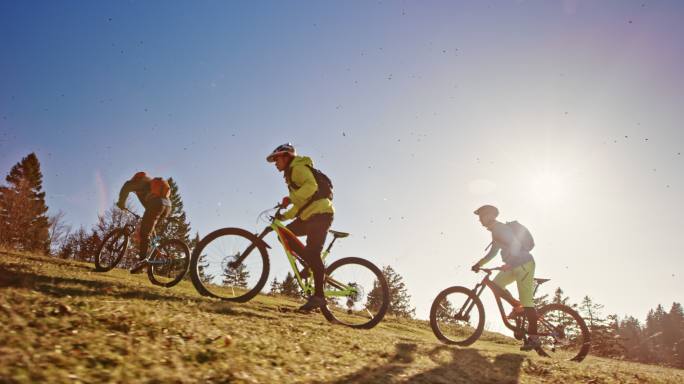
top-left (476, 243), bottom-right (500, 267)
top-left (116, 179), bottom-right (145, 208)
top-left (282, 165), bottom-right (318, 220)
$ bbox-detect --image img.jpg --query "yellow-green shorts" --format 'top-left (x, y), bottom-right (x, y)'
top-left (493, 260), bottom-right (536, 307)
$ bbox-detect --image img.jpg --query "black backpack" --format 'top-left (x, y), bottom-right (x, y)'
top-left (287, 165), bottom-right (333, 216)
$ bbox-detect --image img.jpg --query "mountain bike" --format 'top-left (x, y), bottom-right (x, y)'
top-left (429, 267), bottom-right (591, 362)
top-left (94, 208), bottom-right (190, 288)
top-left (189, 203), bottom-right (390, 329)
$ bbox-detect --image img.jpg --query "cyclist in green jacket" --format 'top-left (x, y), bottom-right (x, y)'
top-left (267, 143), bottom-right (334, 312)
top-left (116, 171), bottom-right (172, 273)
top-left (471, 205), bottom-right (540, 351)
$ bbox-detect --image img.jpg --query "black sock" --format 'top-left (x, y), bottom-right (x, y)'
top-left (524, 307), bottom-right (538, 336)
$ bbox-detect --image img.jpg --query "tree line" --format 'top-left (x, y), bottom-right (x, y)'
top-left (0, 152), bottom-right (197, 266)
top-left (537, 287), bottom-right (684, 368)
top-left (0, 152), bottom-right (681, 367)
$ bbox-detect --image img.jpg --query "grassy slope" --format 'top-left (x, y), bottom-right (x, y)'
top-left (1, 251), bottom-right (682, 384)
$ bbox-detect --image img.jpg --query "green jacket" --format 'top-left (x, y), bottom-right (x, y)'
top-left (282, 156), bottom-right (334, 221)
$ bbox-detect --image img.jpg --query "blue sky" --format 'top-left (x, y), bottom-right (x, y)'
top-left (1, 1), bottom-right (683, 329)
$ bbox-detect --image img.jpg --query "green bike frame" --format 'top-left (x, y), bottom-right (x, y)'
top-left (262, 213), bottom-right (358, 299)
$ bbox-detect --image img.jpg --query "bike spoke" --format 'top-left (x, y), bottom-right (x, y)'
top-left (430, 287), bottom-right (484, 346)
top-left (192, 229), bottom-right (269, 301)
top-left (321, 258), bottom-right (388, 329)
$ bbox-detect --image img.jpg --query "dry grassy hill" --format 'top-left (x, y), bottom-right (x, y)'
top-left (1, 250), bottom-right (682, 383)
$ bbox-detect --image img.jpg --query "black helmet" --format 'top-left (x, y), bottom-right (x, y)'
top-left (474, 205), bottom-right (499, 217)
top-left (266, 143), bottom-right (296, 162)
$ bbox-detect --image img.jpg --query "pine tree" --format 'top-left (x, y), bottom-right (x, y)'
top-left (279, 272), bottom-right (300, 298)
top-left (221, 258), bottom-right (250, 288)
top-left (579, 295), bottom-right (605, 328)
top-left (269, 277), bottom-right (281, 295)
top-left (0, 153), bottom-right (50, 253)
top-left (189, 232), bottom-right (200, 253)
top-left (552, 287), bottom-right (570, 305)
top-left (645, 305), bottom-right (667, 363)
top-left (661, 303), bottom-right (684, 366)
top-left (435, 297), bottom-right (457, 322)
top-left (533, 292), bottom-right (550, 308)
top-left (155, 178), bottom-right (191, 244)
top-left (578, 295), bottom-right (623, 357)
top-left (367, 265), bottom-right (415, 318)
top-left (197, 253), bottom-right (215, 285)
top-left (618, 316), bottom-right (645, 361)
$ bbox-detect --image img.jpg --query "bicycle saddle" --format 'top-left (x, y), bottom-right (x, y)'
top-left (329, 230), bottom-right (350, 238)
top-left (534, 278), bottom-right (551, 285)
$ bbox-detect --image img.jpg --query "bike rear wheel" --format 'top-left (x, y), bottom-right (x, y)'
top-left (535, 303), bottom-right (591, 362)
top-left (189, 227), bottom-right (270, 302)
top-left (147, 239), bottom-right (190, 288)
top-left (430, 286), bottom-right (485, 346)
top-left (94, 228), bottom-right (129, 272)
top-left (320, 257), bottom-right (389, 329)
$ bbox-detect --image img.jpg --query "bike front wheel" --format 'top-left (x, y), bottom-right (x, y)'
top-left (94, 228), bottom-right (129, 272)
top-left (189, 227), bottom-right (270, 302)
top-left (320, 257), bottom-right (389, 329)
top-left (535, 303), bottom-right (591, 362)
top-left (147, 239), bottom-right (190, 288)
top-left (430, 286), bottom-right (485, 346)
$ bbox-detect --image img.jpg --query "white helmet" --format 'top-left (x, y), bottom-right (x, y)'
top-left (266, 143), bottom-right (296, 162)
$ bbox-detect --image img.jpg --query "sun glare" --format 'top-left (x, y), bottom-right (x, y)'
top-left (527, 169), bottom-right (567, 206)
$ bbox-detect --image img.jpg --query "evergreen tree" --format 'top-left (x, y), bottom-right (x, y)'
top-left (197, 253), bottom-right (215, 285)
top-left (578, 296), bottom-right (623, 357)
top-left (435, 297), bottom-right (457, 322)
top-left (367, 265), bottom-right (415, 318)
top-left (533, 292), bottom-right (550, 308)
top-left (221, 258), bottom-right (250, 288)
top-left (579, 295), bottom-right (605, 328)
top-left (269, 277), bottom-right (280, 295)
top-left (155, 178), bottom-right (191, 244)
top-left (279, 272), bottom-right (300, 298)
top-left (189, 232), bottom-right (200, 253)
top-left (618, 316), bottom-right (645, 361)
top-left (0, 153), bottom-right (50, 253)
top-left (552, 287), bottom-right (570, 305)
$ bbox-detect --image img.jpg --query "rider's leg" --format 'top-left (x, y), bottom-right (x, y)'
top-left (492, 270), bottom-right (518, 304)
top-left (301, 213), bottom-right (333, 298)
top-left (288, 213), bottom-right (333, 311)
top-left (515, 260), bottom-right (540, 350)
top-left (138, 198), bottom-right (166, 259)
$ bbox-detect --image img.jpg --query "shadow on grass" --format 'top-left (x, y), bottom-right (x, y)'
top-left (322, 343), bottom-right (524, 384)
top-left (0, 263), bottom-right (281, 322)
top-left (0, 264), bottom-right (187, 302)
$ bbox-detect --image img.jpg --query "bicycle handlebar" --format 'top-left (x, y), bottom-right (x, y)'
top-left (478, 266), bottom-right (503, 275)
top-left (123, 207), bottom-right (141, 220)
top-left (270, 202), bottom-right (286, 221)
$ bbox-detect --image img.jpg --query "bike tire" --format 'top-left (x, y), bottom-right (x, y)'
top-left (147, 239), bottom-right (190, 288)
top-left (94, 228), bottom-right (129, 272)
top-left (320, 257), bottom-right (389, 329)
top-left (536, 303), bottom-right (591, 362)
top-left (189, 227), bottom-right (270, 302)
top-left (430, 286), bottom-right (485, 346)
